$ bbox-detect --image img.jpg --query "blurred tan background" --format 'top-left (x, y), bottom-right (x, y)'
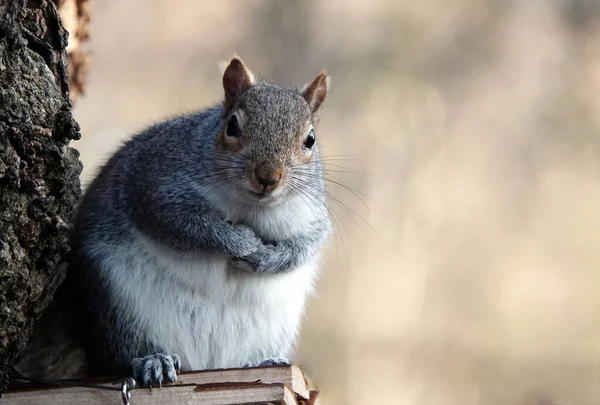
top-left (72, 0), bottom-right (600, 403)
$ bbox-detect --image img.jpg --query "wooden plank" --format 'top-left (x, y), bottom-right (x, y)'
top-left (3, 382), bottom-right (297, 405)
top-left (176, 366), bottom-right (309, 400)
top-left (4, 366), bottom-right (311, 405)
top-left (7, 365), bottom-right (309, 399)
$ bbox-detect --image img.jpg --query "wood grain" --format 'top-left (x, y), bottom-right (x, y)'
top-left (4, 366), bottom-right (310, 405)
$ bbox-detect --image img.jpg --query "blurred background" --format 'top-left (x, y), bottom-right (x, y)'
top-left (72, 0), bottom-right (600, 403)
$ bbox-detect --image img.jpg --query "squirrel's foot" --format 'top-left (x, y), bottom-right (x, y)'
top-left (131, 353), bottom-right (181, 388)
top-left (244, 357), bottom-right (290, 368)
top-left (259, 358), bottom-right (290, 367)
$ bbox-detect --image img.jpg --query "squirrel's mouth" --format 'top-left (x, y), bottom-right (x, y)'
top-left (248, 190), bottom-right (266, 198)
top-left (240, 188), bottom-right (283, 205)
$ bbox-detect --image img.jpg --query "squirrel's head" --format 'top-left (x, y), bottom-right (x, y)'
top-left (213, 56), bottom-right (330, 206)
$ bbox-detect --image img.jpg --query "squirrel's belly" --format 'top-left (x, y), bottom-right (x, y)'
top-left (109, 237), bottom-right (318, 370)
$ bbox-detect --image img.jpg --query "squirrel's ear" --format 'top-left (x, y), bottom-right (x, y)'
top-left (222, 56), bottom-right (255, 108)
top-left (301, 71), bottom-right (330, 117)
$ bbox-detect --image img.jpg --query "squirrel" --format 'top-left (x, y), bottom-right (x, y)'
top-left (15, 57), bottom-right (332, 387)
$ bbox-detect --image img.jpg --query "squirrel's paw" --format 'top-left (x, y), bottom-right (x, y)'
top-left (228, 223), bottom-right (262, 257)
top-left (131, 353), bottom-right (181, 387)
top-left (258, 358), bottom-right (290, 367)
top-left (231, 244), bottom-right (277, 273)
top-left (244, 357), bottom-right (290, 368)
top-left (231, 256), bottom-right (260, 272)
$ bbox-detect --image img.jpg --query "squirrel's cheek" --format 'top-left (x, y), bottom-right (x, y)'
top-left (296, 149), bottom-right (314, 165)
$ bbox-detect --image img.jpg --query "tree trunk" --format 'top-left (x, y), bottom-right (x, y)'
top-left (0, 0), bottom-right (82, 393)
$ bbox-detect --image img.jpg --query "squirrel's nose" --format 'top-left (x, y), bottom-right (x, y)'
top-left (253, 162), bottom-right (283, 191)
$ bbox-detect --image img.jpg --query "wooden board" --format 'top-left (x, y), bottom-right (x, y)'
top-left (176, 365), bottom-right (309, 399)
top-left (4, 366), bottom-right (311, 405)
top-left (3, 382), bottom-right (297, 405)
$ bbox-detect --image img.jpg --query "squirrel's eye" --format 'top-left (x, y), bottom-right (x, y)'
top-left (226, 115), bottom-right (240, 137)
top-left (304, 129), bottom-right (316, 149)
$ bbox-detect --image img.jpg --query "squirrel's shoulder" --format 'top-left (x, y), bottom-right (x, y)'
top-left (82, 105), bottom-right (223, 199)
top-left (125, 104), bottom-right (223, 149)
top-left (96, 105), bottom-right (223, 174)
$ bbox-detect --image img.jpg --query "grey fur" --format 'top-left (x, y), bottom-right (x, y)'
top-left (57, 67), bottom-right (331, 386)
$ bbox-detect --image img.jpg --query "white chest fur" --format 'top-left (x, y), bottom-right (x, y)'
top-left (96, 196), bottom-right (320, 371)
top-left (100, 237), bottom-right (318, 370)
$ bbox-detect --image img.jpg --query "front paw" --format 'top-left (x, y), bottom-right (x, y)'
top-left (131, 353), bottom-right (181, 387)
top-left (231, 244), bottom-right (277, 273)
top-left (231, 255), bottom-right (262, 273)
top-left (228, 223), bottom-right (262, 257)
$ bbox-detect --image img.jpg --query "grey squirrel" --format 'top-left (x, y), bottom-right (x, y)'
top-left (16, 57), bottom-right (332, 386)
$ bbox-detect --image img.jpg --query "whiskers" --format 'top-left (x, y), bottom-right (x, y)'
top-left (197, 154), bottom-right (375, 261)
top-left (198, 156), bottom-right (248, 197)
top-left (288, 155), bottom-right (376, 260)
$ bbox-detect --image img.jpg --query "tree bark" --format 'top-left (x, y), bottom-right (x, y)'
top-left (0, 0), bottom-right (82, 393)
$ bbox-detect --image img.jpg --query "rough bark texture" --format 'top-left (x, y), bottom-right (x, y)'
top-left (0, 0), bottom-right (82, 394)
